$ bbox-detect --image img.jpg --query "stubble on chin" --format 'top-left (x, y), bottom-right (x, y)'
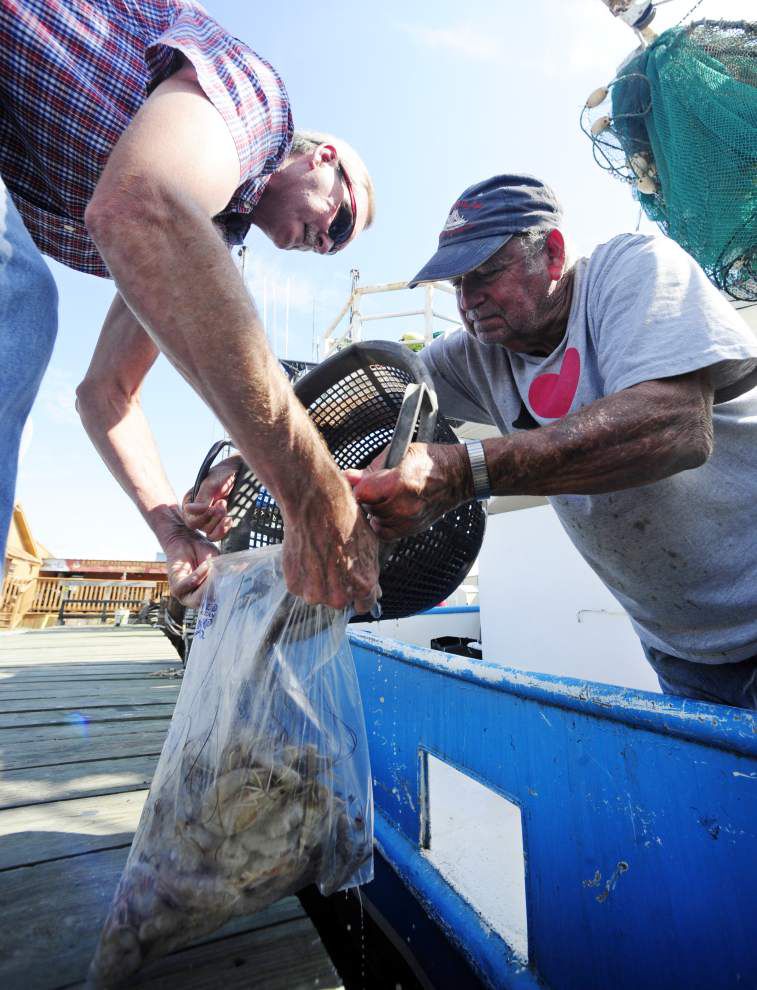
top-left (465, 312), bottom-right (508, 347)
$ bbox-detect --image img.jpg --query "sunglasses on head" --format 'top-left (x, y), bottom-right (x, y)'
top-left (327, 163), bottom-right (356, 253)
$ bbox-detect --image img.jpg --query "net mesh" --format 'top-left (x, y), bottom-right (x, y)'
top-left (582, 20), bottom-right (757, 300)
top-left (222, 360), bottom-right (485, 622)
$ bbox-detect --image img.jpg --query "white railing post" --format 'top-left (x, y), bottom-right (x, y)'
top-left (348, 296), bottom-right (362, 344)
top-left (348, 268), bottom-right (361, 344)
top-left (320, 279), bottom-right (462, 353)
top-left (424, 284), bottom-right (434, 344)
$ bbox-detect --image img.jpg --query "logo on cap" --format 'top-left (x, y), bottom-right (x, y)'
top-left (442, 208), bottom-right (468, 232)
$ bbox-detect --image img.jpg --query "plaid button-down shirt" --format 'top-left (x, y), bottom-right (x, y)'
top-left (0, 0), bottom-right (293, 277)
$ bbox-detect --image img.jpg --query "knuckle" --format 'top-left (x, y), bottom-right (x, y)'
top-left (285, 576), bottom-right (302, 598)
top-left (356, 577), bottom-right (374, 597)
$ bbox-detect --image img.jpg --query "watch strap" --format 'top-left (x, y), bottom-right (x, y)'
top-left (463, 439), bottom-right (491, 501)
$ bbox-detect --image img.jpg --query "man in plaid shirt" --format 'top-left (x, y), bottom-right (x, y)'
top-left (0, 0), bottom-right (380, 614)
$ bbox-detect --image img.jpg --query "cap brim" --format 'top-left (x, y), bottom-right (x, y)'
top-left (407, 233), bottom-right (512, 289)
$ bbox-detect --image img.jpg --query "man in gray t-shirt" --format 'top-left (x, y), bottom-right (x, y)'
top-left (347, 174), bottom-right (757, 709)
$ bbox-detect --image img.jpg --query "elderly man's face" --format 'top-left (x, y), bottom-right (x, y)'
top-left (452, 237), bottom-right (557, 356)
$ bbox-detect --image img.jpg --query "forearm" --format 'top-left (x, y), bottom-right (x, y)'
top-left (77, 293), bottom-right (191, 547)
top-left (350, 373), bottom-right (713, 543)
top-left (483, 375), bottom-right (713, 496)
top-left (76, 382), bottom-right (185, 547)
top-left (85, 192), bottom-right (341, 521)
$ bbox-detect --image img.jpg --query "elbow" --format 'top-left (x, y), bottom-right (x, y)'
top-left (84, 189), bottom-right (129, 254)
top-left (75, 376), bottom-right (103, 429)
top-left (676, 414), bottom-right (714, 472)
top-left (76, 375), bottom-right (132, 433)
top-left (85, 177), bottom-right (175, 256)
top-left (687, 431), bottom-right (714, 470)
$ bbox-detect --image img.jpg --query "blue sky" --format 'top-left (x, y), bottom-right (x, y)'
top-left (16, 0), bottom-right (748, 559)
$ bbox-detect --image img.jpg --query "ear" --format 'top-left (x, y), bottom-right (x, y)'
top-left (312, 143), bottom-right (339, 168)
top-left (544, 229), bottom-right (565, 281)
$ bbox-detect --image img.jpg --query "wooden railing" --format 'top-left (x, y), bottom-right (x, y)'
top-left (29, 576), bottom-right (61, 614)
top-left (33, 579), bottom-right (170, 614)
top-left (0, 576), bottom-right (32, 627)
top-left (1, 576), bottom-right (26, 609)
top-left (1, 575), bottom-right (170, 626)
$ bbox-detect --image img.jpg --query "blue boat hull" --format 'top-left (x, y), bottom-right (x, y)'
top-left (350, 631), bottom-right (757, 990)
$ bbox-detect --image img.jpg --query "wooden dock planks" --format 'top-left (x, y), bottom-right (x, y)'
top-left (0, 628), bottom-right (343, 990)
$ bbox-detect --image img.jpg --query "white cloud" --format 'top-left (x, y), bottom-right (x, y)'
top-left (398, 0), bottom-right (742, 83)
top-left (399, 22), bottom-right (504, 60)
top-left (18, 417), bottom-right (33, 464)
top-left (235, 251), bottom-right (353, 357)
top-left (397, 7), bottom-right (629, 78)
top-left (239, 253), bottom-right (317, 314)
top-left (36, 367), bottom-right (79, 425)
top-left (241, 252), bottom-right (354, 319)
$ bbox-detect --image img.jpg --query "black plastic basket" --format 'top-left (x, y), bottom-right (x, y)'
top-left (197, 341), bottom-right (486, 622)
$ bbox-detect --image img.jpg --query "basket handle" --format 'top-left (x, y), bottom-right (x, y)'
top-left (383, 381), bottom-right (435, 469)
top-left (374, 379), bottom-right (437, 571)
top-left (189, 439), bottom-right (234, 504)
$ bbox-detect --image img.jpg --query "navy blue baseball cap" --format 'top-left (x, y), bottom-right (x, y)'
top-left (408, 174), bottom-right (563, 288)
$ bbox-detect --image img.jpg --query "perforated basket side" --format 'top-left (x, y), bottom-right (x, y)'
top-left (221, 352), bottom-right (486, 619)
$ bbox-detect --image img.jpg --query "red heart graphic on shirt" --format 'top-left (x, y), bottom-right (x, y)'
top-left (528, 347), bottom-right (581, 419)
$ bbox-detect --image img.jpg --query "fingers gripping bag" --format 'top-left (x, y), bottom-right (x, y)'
top-left (88, 547), bottom-right (373, 987)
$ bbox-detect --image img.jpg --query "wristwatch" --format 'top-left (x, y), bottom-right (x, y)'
top-left (463, 439), bottom-right (491, 502)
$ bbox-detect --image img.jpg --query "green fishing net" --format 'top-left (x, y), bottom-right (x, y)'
top-left (584, 20), bottom-right (756, 300)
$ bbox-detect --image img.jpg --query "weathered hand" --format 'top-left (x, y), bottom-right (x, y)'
top-left (181, 455), bottom-right (241, 543)
top-left (345, 442), bottom-right (471, 541)
top-left (163, 524), bottom-right (220, 608)
top-left (281, 477), bottom-right (381, 614)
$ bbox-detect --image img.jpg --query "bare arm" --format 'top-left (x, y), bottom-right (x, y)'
top-left (484, 370), bottom-right (714, 495)
top-left (83, 62), bottom-right (378, 611)
top-left (76, 294), bottom-right (219, 605)
top-left (347, 371), bottom-right (714, 540)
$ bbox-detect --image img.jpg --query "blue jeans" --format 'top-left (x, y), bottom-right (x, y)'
top-left (0, 180), bottom-right (58, 573)
top-left (642, 643), bottom-right (757, 710)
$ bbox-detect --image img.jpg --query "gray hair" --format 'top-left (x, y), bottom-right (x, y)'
top-left (517, 230), bottom-right (549, 272)
top-left (288, 130), bottom-right (376, 227)
top-left (289, 130), bottom-right (326, 156)
top-left (517, 229), bottom-right (574, 274)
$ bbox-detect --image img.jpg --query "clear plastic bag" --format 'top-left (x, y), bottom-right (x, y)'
top-left (88, 547), bottom-right (373, 987)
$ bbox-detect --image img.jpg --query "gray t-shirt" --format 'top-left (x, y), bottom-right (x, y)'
top-left (421, 233), bottom-right (757, 662)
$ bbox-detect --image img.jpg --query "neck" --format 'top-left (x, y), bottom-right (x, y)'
top-left (250, 156), bottom-right (301, 234)
top-left (530, 268), bottom-right (575, 357)
top-left (249, 172), bottom-right (282, 235)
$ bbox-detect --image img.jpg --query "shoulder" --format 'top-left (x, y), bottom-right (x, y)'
top-left (146, 8), bottom-right (292, 181)
top-left (419, 331), bottom-right (503, 425)
top-left (421, 331), bottom-right (467, 364)
top-left (587, 232), bottom-right (670, 273)
top-left (582, 232), bottom-right (717, 310)
top-left (421, 330), bottom-right (510, 391)
top-left (421, 329), bottom-right (485, 376)
top-left (586, 232), bottom-right (703, 282)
